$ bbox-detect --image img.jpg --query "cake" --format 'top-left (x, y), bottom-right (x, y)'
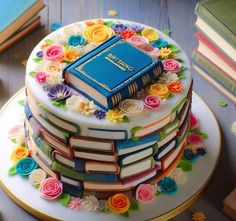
top-left (8, 19), bottom-right (207, 216)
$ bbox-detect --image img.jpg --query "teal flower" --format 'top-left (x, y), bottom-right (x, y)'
top-left (16, 157), bottom-right (37, 176)
top-left (152, 39), bottom-right (168, 48)
top-left (68, 35), bottom-right (86, 46)
top-left (159, 177), bottom-right (177, 195)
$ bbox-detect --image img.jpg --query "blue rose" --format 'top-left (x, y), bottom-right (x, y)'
top-left (16, 157), bottom-right (37, 176)
top-left (68, 35), bottom-right (86, 46)
top-left (184, 148), bottom-right (198, 162)
top-left (152, 39), bottom-right (168, 48)
top-left (159, 177), bottom-right (177, 195)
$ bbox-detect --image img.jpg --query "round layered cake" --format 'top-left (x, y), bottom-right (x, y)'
top-left (24, 19), bottom-right (193, 205)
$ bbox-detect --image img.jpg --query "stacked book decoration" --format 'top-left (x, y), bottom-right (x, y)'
top-left (0, 0), bottom-right (44, 53)
top-left (193, 0), bottom-right (236, 104)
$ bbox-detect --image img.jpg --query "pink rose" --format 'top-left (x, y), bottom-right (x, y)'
top-left (142, 44), bottom-right (160, 59)
top-left (35, 71), bottom-right (47, 83)
top-left (40, 177), bottom-right (62, 200)
top-left (143, 95), bottom-right (161, 109)
top-left (162, 59), bottom-right (181, 73)
top-left (187, 133), bottom-right (204, 147)
top-left (136, 184), bottom-right (154, 203)
top-left (43, 44), bottom-right (64, 62)
top-left (126, 36), bottom-right (149, 48)
top-left (190, 112), bottom-right (199, 130)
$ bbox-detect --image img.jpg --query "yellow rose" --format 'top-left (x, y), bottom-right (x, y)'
top-left (64, 47), bottom-right (79, 62)
top-left (146, 83), bottom-right (170, 98)
top-left (82, 24), bottom-right (114, 43)
top-left (141, 28), bottom-right (159, 42)
top-left (11, 147), bottom-right (29, 164)
top-left (160, 47), bottom-right (173, 59)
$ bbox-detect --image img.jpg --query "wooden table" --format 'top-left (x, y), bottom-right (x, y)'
top-left (0, 0), bottom-right (235, 220)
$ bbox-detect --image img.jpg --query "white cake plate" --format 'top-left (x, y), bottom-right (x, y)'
top-left (0, 89), bottom-right (221, 221)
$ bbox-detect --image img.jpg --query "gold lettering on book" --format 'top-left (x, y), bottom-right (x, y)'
top-left (105, 53), bottom-right (134, 72)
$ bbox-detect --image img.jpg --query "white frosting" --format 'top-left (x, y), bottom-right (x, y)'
top-left (25, 19), bottom-right (192, 139)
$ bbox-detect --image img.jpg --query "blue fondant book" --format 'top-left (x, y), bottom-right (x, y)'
top-left (63, 36), bottom-right (164, 110)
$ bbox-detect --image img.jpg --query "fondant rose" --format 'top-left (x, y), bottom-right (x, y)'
top-left (190, 112), bottom-right (199, 130)
top-left (136, 184), bottom-right (155, 203)
top-left (143, 95), bottom-right (161, 109)
top-left (8, 125), bottom-right (23, 139)
top-left (29, 168), bottom-right (47, 186)
top-left (146, 47), bottom-right (161, 59)
top-left (159, 177), bottom-right (177, 195)
top-left (119, 99), bottom-right (145, 117)
top-left (167, 81), bottom-right (183, 93)
top-left (68, 35), bottom-right (86, 47)
top-left (141, 28), bottom-right (159, 42)
top-left (10, 147), bottom-right (29, 164)
top-left (187, 133), bottom-right (204, 147)
top-left (158, 72), bottom-right (179, 84)
top-left (82, 24), bottom-right (114, 43)
top-left (15, 127), bottom-right (25, 146)
top-left (35, 71), bottom-right (47, 83)
top-left (16, 157), bottom-right (37, 176)
top-left (160, 47), bottom-right (173, 59)
top-left (43, 44), bottom-right (64, 62)
top-left (120, 29), bottom-right (136, 39)
top-left (126, 36), bottom-right (149, 48)
top-left (146, 83), bottom-right (170, 98)
top-left (170, 168), bottom-right (187, 185)
top-left (64, 47), bottom-right (79, 62)
top-left (152, 38), bottom-right (168, 48)
top-left (45, 61), bottom-right (63, 73)
top-left (162, 59), bottom-right (181, 73)
top-left (108, 193), bottom-right (130, 214)
top-left (40, 177), bottom-right (63, 200)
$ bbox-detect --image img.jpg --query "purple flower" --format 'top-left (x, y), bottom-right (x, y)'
top-left (36, 51), bottom-right (43, 57)
top-left (94, 109), bottom-right (106, 119)
top-left (197, 147), bottom-right (207, 156)
top-left (183, 148), bottom-right (198, 162)
top-left (48, 84), bottom-right (72, 101)
top-left (130, 24), bottom-right (144, 33)
top-left (111, 24), bottom-right (127, 33)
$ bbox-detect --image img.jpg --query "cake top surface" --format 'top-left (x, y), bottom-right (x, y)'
top-left (25, 18), bottom-right (192, 139)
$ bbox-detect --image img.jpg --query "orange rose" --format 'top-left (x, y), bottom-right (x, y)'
top-left (167, 81), bottom-right (183, 93)
top-left (108, 193), bottom-right (130, 214)
top-left (82, 24), bottom-right (114, 43)
top-left (146, 83), bottom-right (170, 98)
top-left (85, 20), bottom-right (95, 26)
top-left (64, 47), bottom-right (79, 62)
top-left (11, 147), bottom-right (29, 164)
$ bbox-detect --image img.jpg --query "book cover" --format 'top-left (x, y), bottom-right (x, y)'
top-left (52, 161), bottom-right (118, 182)
top-left (61, 182), bottom-right (83, 197)
top-left (195, 32), bottom-right (236, 73)
top-left (192, 64), bottom-right (236, 104)
top-left (63, 36), bottom-right (163, 110)
top-left (193, 50), bottom-right (236, 95)
top-left (195, 16), bottom-right (236, 62)
top-left (195, 0), bottom-right (236, 49)
top-left (0, 0), bottom-right (44, 44)
top-left (60, 175), bottom-right (84, 190)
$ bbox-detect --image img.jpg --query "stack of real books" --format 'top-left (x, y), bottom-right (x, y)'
top-left (0, 0), bottom-right (44, 53)
top-left (193, 0), bottom-right (236, 104)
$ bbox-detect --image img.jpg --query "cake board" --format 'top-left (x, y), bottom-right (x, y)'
top-left (0, 88), bottom-right (221, 221)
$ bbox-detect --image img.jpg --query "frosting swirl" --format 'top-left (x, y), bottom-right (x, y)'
top-left (119, 99), bottom-right (145, 117)
top-left (40, 177), bottom-right (63, 200)
top-left (108, 193), bottom-right (130, 214)
top-left (141, 28), bottom-right (159, 42)
top-left (16, 157), bottom-right (37, 176)
top-left (29, 168), bottom-right (47, 186)
top-left (82, 24), bottom-right (114, 43)
top-left (136, 184), bottom-right (155, 203)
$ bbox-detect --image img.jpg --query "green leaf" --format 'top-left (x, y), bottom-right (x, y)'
top-left (175, 58), bottom-right (184, 63)
top-left (59, 102), bottom-right (67, 110)
top-left (218, 100), bottom-right (228, 107)
top-left (33, 57), bottom-right (43, 62)
top-left (129, 200), bottom-right (139, 210)
top-left (45, 39), bottom-right (53, 44)
top-left (28, 71), bottom-right (36, 76)
top-left (167, 44), bottom-right (179, 53)
top-left (179, 160), bottom-right (192, 172)
top-left (130, 126), bottom-right (142, 134)
top-left (162, 29), bottom-right (171, 36)
top-left (104, 21), bottom-right (115, 27)
top-left (181, 66), bottom-right (188, 71)
top-left (178, 72), bottom-right (186, 79)
top-left (38, 103), bottom-right (46, 110)
top-left (18, 100), bottom-right (26, 106)
top-left (123, 116), bottom-right (129, 123)
top-left (8, 165), bottom-right (17, 176)
top-left (62, 131), bottom-right (70, 138)
top-left (52, 100), bottom-right (61, 106)
top-left (120, 211), bottom-right (130, 218)
top-left (35, 183), bottom-right (40, 189)
top-left (192, 128), bottom-right (208, 139)
top-left (155, 191), bottom-right (162, 196)
top-left (11, 138), bottom-right (17, 143)
top-left (131, 135), bottom-right (139, 141)
top-left (58, 193), bottom-right (71, 206)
